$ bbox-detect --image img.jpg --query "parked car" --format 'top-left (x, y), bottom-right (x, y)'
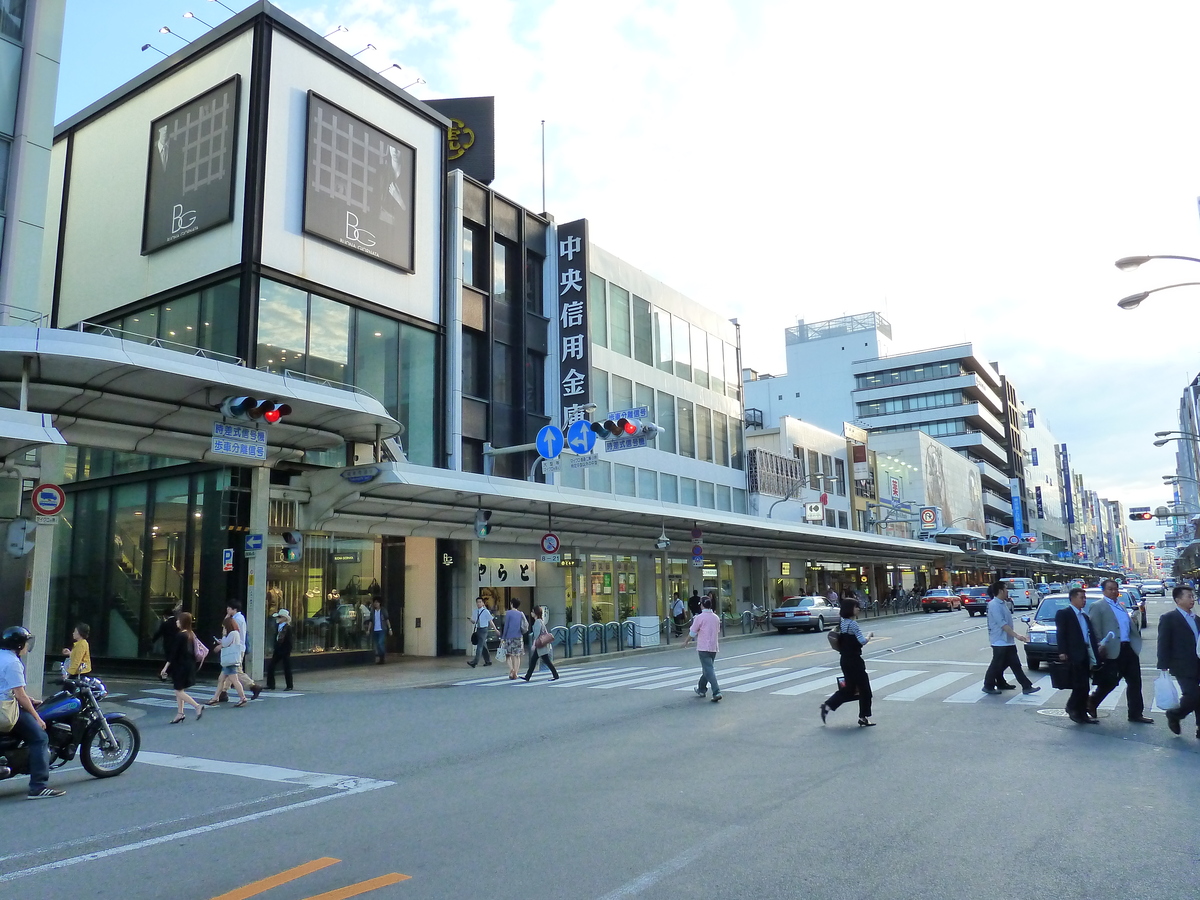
top-left (771, 596), bottom-right (840, 633)
top-left (921, 588), bottom-right (961, 613)
top-left (960, 586), bottom-right (991, 617)
top-left (1140, 580), bottom-right (1166, 597)
top-left (1001, 578), bottom-right (1039, 610)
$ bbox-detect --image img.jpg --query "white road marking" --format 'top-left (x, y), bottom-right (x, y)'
top-left (136, 751), bottom-right (393, 792)
top-left (588, 668), bottom-right (687, 689)
top-left (718, 647), bottom-right (784, 661)
top-left (593, 824), bottom-right (745, 899)
top-left (874, 659), bottom-right (990, 667)
top-left (943, 680), bottom-right (990, 703)
top-left (548, 667), bottom-right (658, 688)
top-left (628, 667), bottom-right (752, 691)
top-left (672, 668), bottom-right (788, 690)
top-left (772, 670), bottom-right (876, 697)
top-left (128, 698), bottom-right (179, 708)
top-left (886, 672), bottom-right (971, 701)
top-left (862, 670), bottom-right (926, 691)
top-left (723, 666), bottom-right (833, 693)
top-left (1005, 675), bottom-right (1055, 705)
top-left (1098, 685), bottom-right (1126, 710)
top-left (455, 666), bottom-right (618, 686)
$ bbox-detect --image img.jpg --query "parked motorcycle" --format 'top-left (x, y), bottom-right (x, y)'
top-left (0, 674), bottom-right (140, 781)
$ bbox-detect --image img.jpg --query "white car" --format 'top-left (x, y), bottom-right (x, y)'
top-left (1140, 580), bottom-right (1165, 597)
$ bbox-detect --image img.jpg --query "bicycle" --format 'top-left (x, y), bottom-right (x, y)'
top-left (750, 605), bottom-right (770, 632)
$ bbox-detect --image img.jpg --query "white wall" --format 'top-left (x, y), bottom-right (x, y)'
top-left (52, 32), bottom-right (253, 326)
top-left (261, 33), bottom-right (443, 325)
top-left (404, 535), bottom-right (437, 656)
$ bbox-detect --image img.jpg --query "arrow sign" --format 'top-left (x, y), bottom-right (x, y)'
top-left (566, 420), bottom-right (597, 455)
top-left (536, 425), bottom-right (565, 459)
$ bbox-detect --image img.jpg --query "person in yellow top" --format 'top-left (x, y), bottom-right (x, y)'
top-left (62, 623), bottom-right (91, 676)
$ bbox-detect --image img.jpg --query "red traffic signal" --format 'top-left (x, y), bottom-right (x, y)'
top-left (219, 396), bottom-right (292, 425)
top-left (1129, 512), bottom-right (1154, 521)
top-left (591, 418), bottom-right (638, 437)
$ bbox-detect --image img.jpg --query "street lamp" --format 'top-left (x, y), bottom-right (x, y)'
top-left (1114, 254), bottom-right (1200, 271)
top-left (1117, 282), bottom-right (1200, 310)
top-left (1154, 433), bottom-right (1200, 447)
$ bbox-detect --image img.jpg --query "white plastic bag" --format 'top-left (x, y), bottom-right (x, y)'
top-left (1154, 671), bottom-right (1180, 711)
top-left (495, 643), bottom-right (507, 662)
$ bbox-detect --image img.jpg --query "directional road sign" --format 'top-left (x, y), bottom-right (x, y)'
top-left (536, 425), bottom-right (565, 459)
top-left (245, 533), bottom-right (264, 551)
top-left (565, 420), bottom-right (597, 456)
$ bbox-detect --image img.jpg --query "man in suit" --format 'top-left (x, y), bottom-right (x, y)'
top-left (1157, 585), bottom-right (1199, 737)
top-left (1087, 579), bottom-right (1153, 724)
top-left (1056, 588), bottom-right (1100, 724)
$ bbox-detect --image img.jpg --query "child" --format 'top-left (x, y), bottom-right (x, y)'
top-left (62, 623), bottom-right (92, 676)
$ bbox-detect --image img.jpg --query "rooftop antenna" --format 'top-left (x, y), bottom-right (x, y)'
top-left (541, 120), bottom-right (546, 212)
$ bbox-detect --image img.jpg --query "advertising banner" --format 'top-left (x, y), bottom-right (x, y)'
top-left (1009, 477), bottom-right (1025, 538)
top-left (556, 219), bottom-right (591, 427)
top-left (1035, 485), bottom-right (1045, 519)
top-left (143, 77), bottom-right (240, 253)
top-left (426, 96), bottom-right (495, 184)
top-left (303, 93), bottom-right (416, 271)
top-left (477, 558), bottom-right (536, 588)
top-left (1060, 444), bottom-right (1075, 524)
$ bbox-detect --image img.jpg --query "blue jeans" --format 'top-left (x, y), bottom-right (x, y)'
top-left (12, 709), bottom-right (50, 793)
top-left (697, 651), bottom-right (720, 697)
top-left (373, 630), bottom-right (387, 660)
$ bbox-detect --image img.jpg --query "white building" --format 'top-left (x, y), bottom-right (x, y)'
top-left (744, 416), bottom-right (851, 527)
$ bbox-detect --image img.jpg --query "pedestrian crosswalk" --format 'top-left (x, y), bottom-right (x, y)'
top-left (454, 664), bottom-right (1168, 712)
top-left (121, 685), bottom-right (304, 709)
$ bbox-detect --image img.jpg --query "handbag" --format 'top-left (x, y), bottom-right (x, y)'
top-left (0, 697), bottom-right (18, 732)
top-left (495, 643), bottom-right (507, 662)
top-left (535, 630), bottom-right (553, 649)
top-left (1047, 661), bottom-right (1072, 690)
top-left (826, 628), bottom-right (840, 652)
top-left (471, 631), bottom-right (479, 646)
top-left (1154, 671), bottom-right (1181, 711)
top-left (192, 633), bottom-right (210, 667)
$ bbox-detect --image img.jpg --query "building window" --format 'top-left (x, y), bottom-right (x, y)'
top-left (524, 251), bottom-right (543, 313)
top-left (615, 464), bottom-right (636, 497)
top-left (462, 224), bottom-right (487, 288)
top-left (493, 238), bottom-right (519, 305)
top-left (661, 473), bottom-right (678, 503)
top-left (492, 342), bottom-right (518, 406)
top-left (590, 460), bottom-right (611, 493)
top-left (609, 284), bottom-right (631, 357)
top-left (525, 351), bottom-right (545, 413)
top-left (835, 458), bottom-right (846, 496)
top-left (709, 334), bottom-right (725, 396)
top-left (838, 511), bottom-right (849, 529)
top-left (398, 322), bottom-right (437, 467)
top-left (691, 323), bottom-right (709, 389)
top-left (677, 399), bottom-right (695, 459)
top-left (793, 444), bottom-right (803, 459)
top-left (591, 367), bottom-right (609, 415)
top-left (855, 360), bottom-right (962, 390)
top-left (825, 509), bottom-right (836, 527)
top-left (588, 273), bottom-right (607, 348)
top-left (637, 468), bottom-right (657, 500)
top-left (632, 296), bottom-right (653, 366)
top-left (680, 477), bottom-right (697, 506)
top-left (699, 482), bottom-right (716, 509)
top-left (821, 454), bottom-right (834, 493)
top-left (0, 2), bottom-right (24, 42)
top-left (672, 316), bottom-right (691, 380)
top-left (730, 423), bottom-right (744, 470)
top-left (695, 406), bottom-right (713, 463)
top-left (256, 281), bottom-right (309, 373)
top-left (0, 138), bottom-right (8, 214)
top-left (657, 391), bottom-right (676, 454)
top-left (611, 374), bottom-right (633, 411)
top-left (461, 330), bottom-right (487, 398)
top-left (462, 439), bottom-right (485, 474)
top-left (307, 295), bottom-right (351, 384)
top-left (713, 411), bottom-right (729, 467)
top-left (356, 310), bottom-right (400, 413)
top-left (654, 308), bottom-right (673, 373)
top-left (716, 484), bottom-right (732, 511)
top-left (733, 488), bottom-right (747, 514)
top-left (725, 342), bottom-right (740, 400)
top-left (808, 449), bottom-right (821, 489)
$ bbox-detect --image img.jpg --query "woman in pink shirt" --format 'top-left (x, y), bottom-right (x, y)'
top-left (682, 598), bottom-right (722, 702)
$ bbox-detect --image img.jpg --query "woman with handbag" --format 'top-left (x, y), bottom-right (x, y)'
top-left (522, 605), bottom-right (560, 682)
top-left (500, 599), bottom-right (527, 680)
top-left (206, 617), bottom-right (249, 708)
top-left (160, 612), bottom-right (204, 724)
top-left (820, 599), bottom-right (876, 727)
top-left (467, 596), bottom-right (493, 668)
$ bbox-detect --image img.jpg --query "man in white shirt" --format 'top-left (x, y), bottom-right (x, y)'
top-left (982, 582), bottom-right (1039, 695)
top-left (0, 626), bottom-right (63, 798)
top-left (671, 594), bottom-right (685, 636)
top-left (467, 596), bottom-right (493, 668)
top-left (221, 602), bottom-right (261, 703)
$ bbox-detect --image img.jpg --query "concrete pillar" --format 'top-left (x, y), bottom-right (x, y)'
top-left (23, 444), bottom-right (65, 697)
top-left (245, 465), bottom-right (269, 681)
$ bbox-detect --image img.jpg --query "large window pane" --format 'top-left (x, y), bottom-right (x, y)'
top-left (461, 330), bottom-right (487, 398)
top-left (525, 252), bottom-right (543, 313)
top-left (638, 469), bottom-right (657, 500)
top-left (661, 473), bottom-right (678, 503)
top-left (656, 392), bottom-right (676, 453)
top-left (632, 296), bottom-right (653, 365)
top-left (200, 281), bottom-right (240, 358)
top-left (493, 238), bottom-right (518, 305)
top-left (0, 1), bottom-right (24, 42)
top-left (709, 334), bottom-right (725, 396)
top-left (680, 477), bottom-right (697, 506)
top-left (257, 280), bottom-right (307, 374)
top-left (0, 139), bottom-right (9, 214)
top-left (308, 295), bottom-right (351, 384)
top-left (695, 406), bottom-right (712, 462)
top-left (110, 482), bottom-right (149, 658)
top-left (399, 323), bottom-right (437, 467)
top-left (591, 368), bottom-right (609, 416)
top-left (716, 485), bottom-right (732, 511)
top-left (692, 324), bottom-right (709, 389)
top-left (615, 464), bottom-right (636, 497)
top-left (730, 422), bottom-right (744, 470)
top-left (609, 284), bottom-right (631, 357)
top-left (588, 273), bottom-right (607, 348)
top-left (713, 411), bottom-right (729, 467)
top-left (654, 308), bottom-right (672, 373)
top-left (160, 292), bottom-right (199, 347)
top-left (355, 310), bottom-right (399, 414)
top-left (590, 460), bottom-right (611, 493)
top-left (672, 316), bottom-right (691, 380)
top-left (677, 399), bottom-right (695, 459)
top-left (699, 482), bottom-right (715, 509)
top-left (725, 342), bottom-right (739, 398)
top-left (493, 342), bottom-right (518, 405)
top-left (525, 351), bottom-right (545, 413)
top-left (611, 374), bottom-right (633, 410)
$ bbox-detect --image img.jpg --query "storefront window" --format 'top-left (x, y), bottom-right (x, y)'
top-left (588, 554), bottom-right (614, 622)
top-left (399, 322), bottom-right (437, 467)
top-left (257, 281), bottom-right (307, 374)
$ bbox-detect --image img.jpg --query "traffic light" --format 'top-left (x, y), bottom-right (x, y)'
top-left (219, 396), bottom-right (293, 425)
top-left (474, 509), bottom-right (492, 538)
top-left (1129, 512), bottom-right (1154, 521)
top-left (590, 418), bottom-right (638, 437)
top-left (281, 530), bottom-right (302, 562)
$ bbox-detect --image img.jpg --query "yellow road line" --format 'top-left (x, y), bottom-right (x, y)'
top-left (211, 857), bottom-right (341, 900)
top-left (300, 873), bottom-right (411, 900)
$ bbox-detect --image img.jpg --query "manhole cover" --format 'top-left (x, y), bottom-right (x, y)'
top-left (1036, 708), bottom-right (1108, 719)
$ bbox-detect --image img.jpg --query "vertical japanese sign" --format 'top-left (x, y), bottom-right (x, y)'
top-left (1009, 477), bottom-right (1025, 538)
top-left (1034, 486), bottom-right (1045, 519)
top-left (1059, 443), bottom-right (1075, 524)
top-left (556, 219), bottom-right (591, 427)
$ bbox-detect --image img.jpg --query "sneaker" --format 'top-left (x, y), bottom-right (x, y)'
top-left (693, 687), bottom-right (706, 698)
top-left (981, 687), bottom-right (1000, 694)
top-left (1022, 686), bottom-right (1041, 694)
top-left (28, 788), bottom-right (65, 800)
top-left (711, 694), bottom-right (722, 703)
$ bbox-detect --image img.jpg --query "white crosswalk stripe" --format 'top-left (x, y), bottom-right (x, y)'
top-left (451, 662), bottom-right (1146, 714)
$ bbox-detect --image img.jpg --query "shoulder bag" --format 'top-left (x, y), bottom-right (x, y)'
top-left (826, 628), bottom-right (841, 652)
top-left (535, 627), bottom-right (554, 649)
top-left (0, 697), bottom-right (18, 732)
top-left (192, 633), bottom-right (210, 667)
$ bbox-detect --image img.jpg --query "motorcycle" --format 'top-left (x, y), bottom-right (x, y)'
top-left (0, 674), bottom-right (140, 781)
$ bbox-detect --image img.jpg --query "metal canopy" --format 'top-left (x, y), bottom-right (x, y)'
top-left (305, 464), bottom-right (963, 565)
top-left (0, 328), bottom-right (400, 464)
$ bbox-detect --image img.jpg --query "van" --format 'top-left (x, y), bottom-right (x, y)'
top-left (1001, 578), bottom-right (1038, 610)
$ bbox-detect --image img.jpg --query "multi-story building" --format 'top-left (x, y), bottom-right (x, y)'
top-left (1018, 403), bottom-right (1069, 557)
top-left (0, 0), bottom-right (64, 319)
top-left (744, 416), bottom-right (851, 528)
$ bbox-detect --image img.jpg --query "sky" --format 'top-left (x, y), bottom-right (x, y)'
top-left (54, 0), bottom-right (1200, 550)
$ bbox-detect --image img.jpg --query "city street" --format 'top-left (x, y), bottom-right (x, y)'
top-left (3, 604), bottom-right (1198, 900)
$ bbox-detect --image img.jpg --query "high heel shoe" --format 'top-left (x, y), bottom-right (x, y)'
top-left (820, 703), bottom-right (830, 724)
top-left (170, 715), bottom-right (184, 724)
top-left (857, 717), bottom-right (876, 727)
top-left (196, 706), bottom-right (204, 720)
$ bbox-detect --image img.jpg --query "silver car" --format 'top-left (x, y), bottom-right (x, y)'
top-left (770, 596), bottom-right (841, 633)
top-left (1140, 580), bottom-right (1165, 597)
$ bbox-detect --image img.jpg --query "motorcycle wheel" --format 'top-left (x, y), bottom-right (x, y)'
top-left (80, 719), bottom-right (140, 778)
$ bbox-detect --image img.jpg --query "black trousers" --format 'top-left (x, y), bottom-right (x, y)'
top-left (1171, 674), bottom-right (1200, 724)
top-left (825, 656), bottom-right (872, 718)
top-left (1091, 642), bottom-right (1144, 717)
top-left (265, 652), bottom-right (292, 691)
top-left (1063, 660), bottom-right (1091, 717)
top-left (523, 651), bottom-right (559, 680)
top-left (984, 645), bottom-right (1032, 690)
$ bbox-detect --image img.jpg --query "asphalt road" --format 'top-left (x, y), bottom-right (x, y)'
top-left (2, 601), bottom-right (1198, 900)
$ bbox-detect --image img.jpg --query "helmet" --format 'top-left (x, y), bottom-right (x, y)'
top-left (0, 626), bottom-right (33, 652)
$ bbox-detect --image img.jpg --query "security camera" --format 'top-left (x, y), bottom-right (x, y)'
top-left (655, 531), bottom-right (670, 550)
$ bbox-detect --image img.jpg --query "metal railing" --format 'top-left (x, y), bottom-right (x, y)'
top-left (0, 303), bottom-right (50, 326)
top-left (76, 321), bottom-right (246, 365)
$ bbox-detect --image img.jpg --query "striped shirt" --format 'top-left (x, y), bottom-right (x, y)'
top-left (840, 618), bottom-right (867, 645)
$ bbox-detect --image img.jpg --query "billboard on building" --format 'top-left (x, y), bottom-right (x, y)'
top-left (425, 97), bottom-right (495, 185)
top-left (556, 219), bottom-right (591, 426)
top-left (921, 438), bottom-right (983, 535)
top-left (303, 93), bottom-right (416, 272)
top-left (142, 77), bottom-right (240, 254)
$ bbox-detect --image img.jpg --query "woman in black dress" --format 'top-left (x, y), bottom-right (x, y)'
top-left (159, 611), bottom-right (204, 724)
top-left (820, 599), bottom-right (876, 727)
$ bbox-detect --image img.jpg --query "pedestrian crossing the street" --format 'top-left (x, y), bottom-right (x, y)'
top-left (454, 663), bottom-right (1165, 713)
top-left (121, 685), bottom-right (304, 709)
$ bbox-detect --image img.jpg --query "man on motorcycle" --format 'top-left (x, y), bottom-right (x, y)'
top-left (0, 626), bottom-right (64, 798)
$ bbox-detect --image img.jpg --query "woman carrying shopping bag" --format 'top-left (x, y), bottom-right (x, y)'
top-left (500, 599), bottom-right (527, 680)
top-left (522, 606), bottom-right (559, 682)
top-left (820, 598), bottom-right (876, 727)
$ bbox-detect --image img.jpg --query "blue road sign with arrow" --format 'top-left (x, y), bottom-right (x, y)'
top-left (566, 420), bottom-right (598, 455)
top-left (536, 425), bottom-right (565, 459)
